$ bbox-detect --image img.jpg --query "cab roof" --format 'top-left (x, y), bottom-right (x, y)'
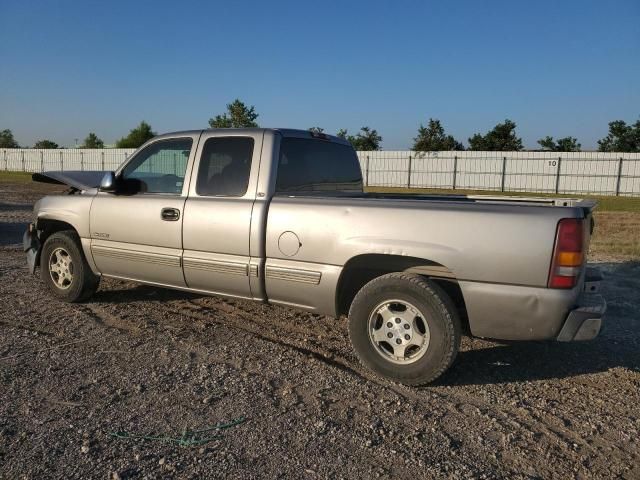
top-left (155, 128), bottom-right (351, 146)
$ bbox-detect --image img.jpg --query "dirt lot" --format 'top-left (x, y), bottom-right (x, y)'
top-left (1, 181), bottom-right (639, 479)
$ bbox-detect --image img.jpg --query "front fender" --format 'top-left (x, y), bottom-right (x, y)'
top-left (34, 194), bottom-right (93, 238)
top-left (26, 194), bottom-right (95, 274)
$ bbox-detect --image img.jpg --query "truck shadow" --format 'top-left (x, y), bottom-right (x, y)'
top-left (0, 202), bottom-right (33, 210)
top-left (0, 222), bottom-right (29, 247)
top-left (0, 203), bottom-right (33, 246)
top-left (438, 261), bottom-right (640, 386)
top-left (93, 283), bottom-right (202, 303)
top-left (438, 338), bottom-right (639, 386)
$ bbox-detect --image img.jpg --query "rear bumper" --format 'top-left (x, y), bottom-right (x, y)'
top-left (23, 223), bottom-right (40, 274)
top-left (556, 293), bottom-right (606, 341)
top-left (460, 267), bottom-right (606, 341)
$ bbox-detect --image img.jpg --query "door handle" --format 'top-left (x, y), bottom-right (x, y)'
top-left (161, 207), bottom-right (180, 221)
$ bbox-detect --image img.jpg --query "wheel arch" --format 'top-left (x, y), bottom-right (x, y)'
top-left (37, 222), bottom-right (101, 302)
top-left (336, 254), bottom-right (469, 334)
top-left (34, 219), bottom-right (81, 270)
top-left (37, 218), bottom-right (79, 239)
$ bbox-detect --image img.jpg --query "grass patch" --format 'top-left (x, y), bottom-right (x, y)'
top-left (590, 212), bottom-right (640, 259)
top-left (366, 186), bottom-right (640, 213)
top-left (0, 171), bottom-right (33, 183)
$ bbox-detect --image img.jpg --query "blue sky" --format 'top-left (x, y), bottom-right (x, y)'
top-left (1, 0), bottom-right (638, 149)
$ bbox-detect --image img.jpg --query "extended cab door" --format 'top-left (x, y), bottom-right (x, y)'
top-left (89, 134), bottom-right (199, 286)
top-left (181, 130), bottom-right (264, 299)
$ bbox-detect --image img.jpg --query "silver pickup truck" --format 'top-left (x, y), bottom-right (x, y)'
top-left (24, 128), bottom-right (606, 385)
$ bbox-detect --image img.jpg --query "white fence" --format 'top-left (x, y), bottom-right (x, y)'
top-left (357, 151), bottom-right (640, 196)
top-left (1, 148), bottom-right (135, 173)
top-left (2, 148), bottom-right (640, 197)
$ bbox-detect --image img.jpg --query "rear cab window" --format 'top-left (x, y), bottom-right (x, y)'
top-left (275, 137), bottom-right (363, 194)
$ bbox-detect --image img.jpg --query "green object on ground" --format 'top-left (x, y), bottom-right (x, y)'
top-left (108, 417), bottom-right (246, 447)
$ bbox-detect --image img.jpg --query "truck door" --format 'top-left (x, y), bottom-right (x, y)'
top-left (182, 130), bottom-right (264, 299)
top-left (89, 134), bottom-right (199, 286)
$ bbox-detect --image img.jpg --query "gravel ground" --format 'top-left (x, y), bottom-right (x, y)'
top-left (1, 182), bottom-right (639, 479)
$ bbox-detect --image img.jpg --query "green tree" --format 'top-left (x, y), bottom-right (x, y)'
top-left (115, 121), bottom-right (156, 148)
top-left (468, 119), bottom-right (523, 151)
top-left (412, 119), bottom-right (464, 151)
top-left (209, 99), bottom-right (259, 128)
top-left (0, 129), bottom-right (19, 148)
top-left (537, 136), bottom-right (581, 152)
top-left (337, 127), bottom-right (382, 151)
top-left (597, 119), bottom-right (640, 152)
top-left (81, 132), bottom-right (104, 148)
top-left (33, 139), bottom-right (59, 149)
top-left (308, 127), bottom-right (324, 134)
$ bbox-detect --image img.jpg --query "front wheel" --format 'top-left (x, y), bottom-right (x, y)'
top-left (348, 273), bottom-right (461, 386)
top-left (40, 230), bottom-right (100, 302)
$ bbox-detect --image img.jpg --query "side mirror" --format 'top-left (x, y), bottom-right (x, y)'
top-left (99, 172), bottom-right (117, 192)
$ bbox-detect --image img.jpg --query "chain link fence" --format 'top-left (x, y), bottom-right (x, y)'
top-left (2, 148), bottom-right (640, 197)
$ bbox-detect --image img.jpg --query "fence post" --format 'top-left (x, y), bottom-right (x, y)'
top-left (407, 154), bottom-right (412, 188)
top-left (3, 150), bottom-right (7, 171)
top-left (615, 157), bottom-right (624, 196)
top-left (452, 155), bottom-right (458, 189)
top-left (21, 150), bottom-right (25, 172)
top-left (365, 155), bottom-right (370, 187)
top-left (555, 156), bottom-right (562, 194)
top-left (500, 156), bottom-right (507, 192)
top-left (40, 151), bottom-right (44, 173)
top-left (101, 151), bottom-right (105, 170)
top-left (60, 150), bottom-right (64, 171)
top-left (80, 151), bottom-right (84, 171)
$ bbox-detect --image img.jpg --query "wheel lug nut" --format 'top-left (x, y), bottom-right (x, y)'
top-left (405, 334), bottom-right (410, 340)
top-left (386, 322), bottom-right (393, 328)
top-left (387, 333), bottom-right (393, 339)
top-left (395, 339), bottom-right (401, 344)
top-left (395, 318), bottom-right (401, 324)
top-left (403, 324), bottom-right (410, 330)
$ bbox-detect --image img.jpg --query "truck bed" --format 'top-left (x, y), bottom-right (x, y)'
top-left (367, 192), bottom-right (597, 209)
top-left (275, 190), bottom-right (597, 213)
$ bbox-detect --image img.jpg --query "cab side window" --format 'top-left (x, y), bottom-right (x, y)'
top-left (196, 137), bottom-right (254, 197)
top-left (121, 138), bottom-right (192, 194)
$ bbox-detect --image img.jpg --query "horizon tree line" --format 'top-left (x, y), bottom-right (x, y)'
top-left (1, 99), bottom-right (638, 152)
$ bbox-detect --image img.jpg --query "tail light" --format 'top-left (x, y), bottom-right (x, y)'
top-left (548, 218), bottom-right (584, 289)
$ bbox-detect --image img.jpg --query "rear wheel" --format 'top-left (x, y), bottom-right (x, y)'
top-left (348, 273), bottom-right (460, 385)
top-left (41, 230), bottom-right (100, 302)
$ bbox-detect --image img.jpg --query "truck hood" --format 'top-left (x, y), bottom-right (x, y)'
top-left (32, 171), bottom-right (106, 190)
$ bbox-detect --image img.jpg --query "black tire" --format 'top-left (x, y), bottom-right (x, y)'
top-left (348, 273), bottom-right (461, 386)
top-left (40, 230), bottom-right (100, 302)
